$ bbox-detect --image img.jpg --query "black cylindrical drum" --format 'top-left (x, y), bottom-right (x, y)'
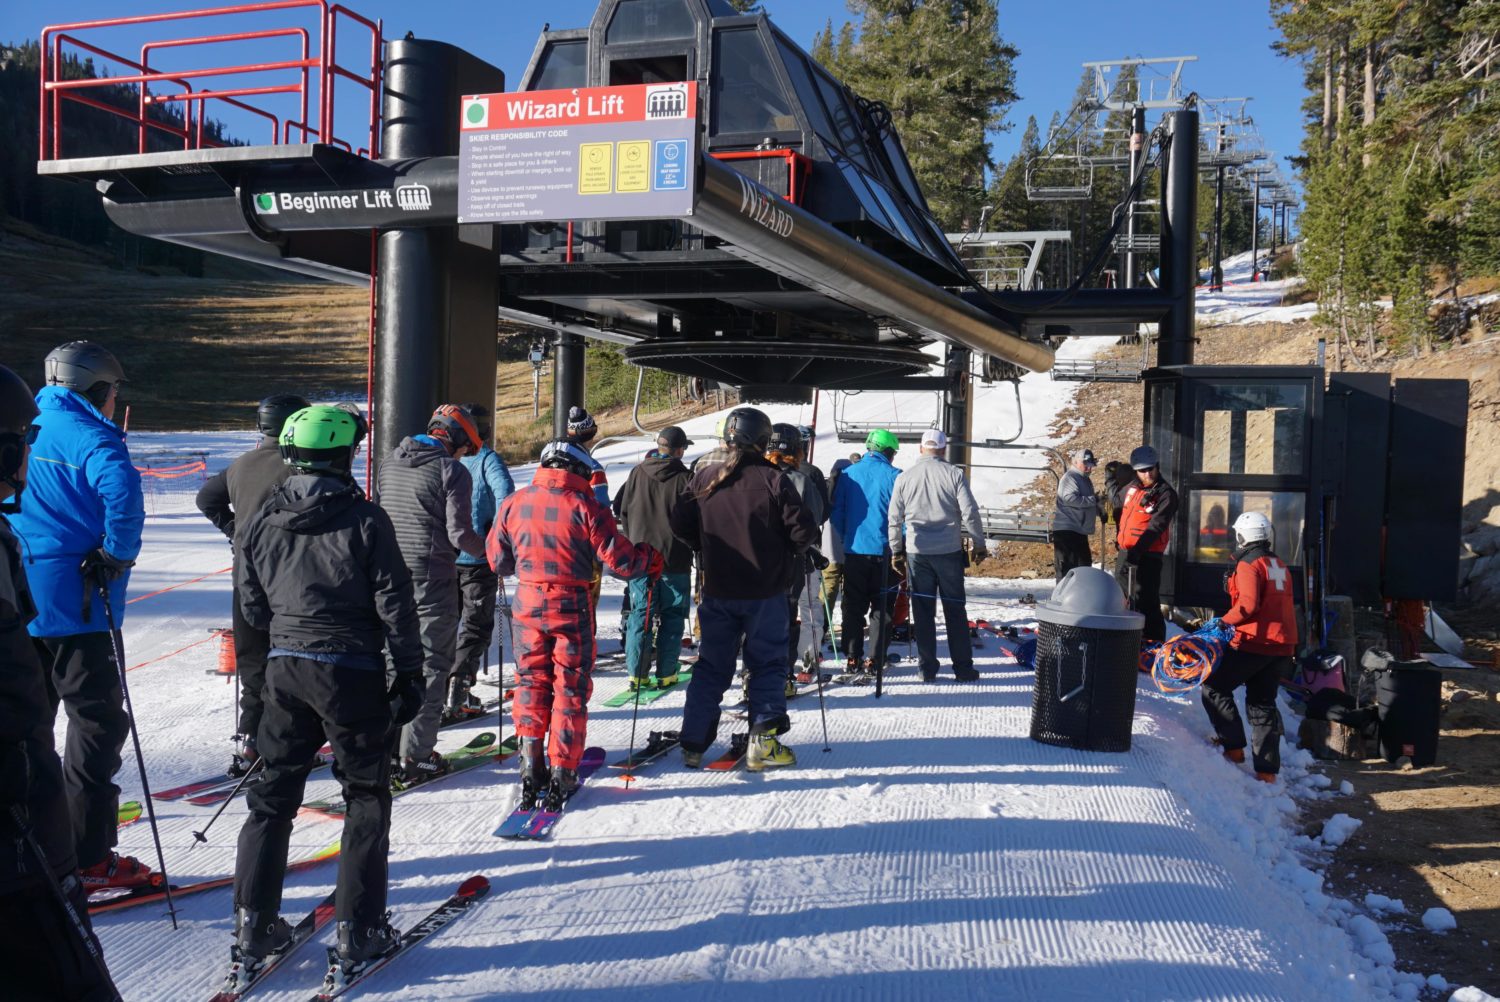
top-left (1375, 665), bottom-right (1441, 766)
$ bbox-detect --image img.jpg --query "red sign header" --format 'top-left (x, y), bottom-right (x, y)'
top-left (460, 82), bottom-right (698, 131)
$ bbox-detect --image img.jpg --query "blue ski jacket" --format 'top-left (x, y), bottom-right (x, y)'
top-left (458, 446), bottom-right (515, 567)
top-left (12, 386), bottom-right (143, 636)
top-left (830, 450), bottom-right (900, 557)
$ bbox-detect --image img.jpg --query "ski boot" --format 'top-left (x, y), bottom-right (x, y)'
top-left (682, 748), bottom-right (704, 769)
top-left (627, 675), bottom-right (653, 692)
top-left (542, 765), bottom-right (580, 812)
top-left (517, 737), bottom-right (548, 810)
top-left (79, 851), bottom-right (156, 892)
top-left (1223, 747), bottom-right (1247, 765)
top-left (222, 907), bottom-right (293, 992)
top-left (656, 672), bottom-right (679, 689)
top-left (784, 674), bottom-right (799, 698)
top-left (228, 734), bottom-right (258, 778)
top-left (440, 678), bottom-right (485, 726)
top-left (399, 750), bottom-right (450, 788)
top-left (746, 733), bottom-right (796, 772)
top-left (323, 917), bottom-right (399, 992)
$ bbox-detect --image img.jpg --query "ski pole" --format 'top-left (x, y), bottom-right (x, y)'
top-left (7, 806), bottom-right (123, 1001)
top-left (189, 755), bottom-right (264, 848)
top-left (874, 556), bottom-right (892, 699)
top-left (97, 578), bottom-right (178, 930)
top-left (621, 576), bottom-right (655, 787)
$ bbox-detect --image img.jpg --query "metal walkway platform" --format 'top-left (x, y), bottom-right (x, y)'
top-left (1049, 358), bottom-right (1144, 383)
top-left (979, 509), bottom-right (1052, 544)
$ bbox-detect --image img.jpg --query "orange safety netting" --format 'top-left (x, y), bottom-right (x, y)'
top-left (134, 460), bottom-right (207, 479)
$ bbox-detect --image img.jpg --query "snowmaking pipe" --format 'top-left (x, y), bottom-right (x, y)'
top-left (692, 156), bottom-right (1056, 375)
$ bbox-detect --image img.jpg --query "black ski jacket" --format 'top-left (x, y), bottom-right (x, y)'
top-left (671, 453), bottom-right (818, 600)
top-left (236, 474), bottom-right (423, 674)
top-left (613, 452), bottom-right (694, 575)
top-left (0, 517), bottom-right (75, 892)
top-left (195, 436), bottom-right (294, 544)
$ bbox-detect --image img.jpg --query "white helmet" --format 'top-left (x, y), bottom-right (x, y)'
top-left (1232, 511), bottom-right (1273, 548)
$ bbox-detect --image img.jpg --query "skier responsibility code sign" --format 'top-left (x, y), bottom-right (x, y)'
top-left (458, 82), bottom-right (698, 224)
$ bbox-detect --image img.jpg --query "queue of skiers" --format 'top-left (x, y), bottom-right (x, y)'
top-left (0, 338), bottom-right (1300, 997)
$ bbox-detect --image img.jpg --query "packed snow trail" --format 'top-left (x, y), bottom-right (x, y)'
top-left (86, 337), bottom-right (1459, 1000)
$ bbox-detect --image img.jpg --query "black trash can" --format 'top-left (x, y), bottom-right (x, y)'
top-left (1029, 566), bottom-right (1145, 753)
top-left (1375, 663), bottom-right (1442, 766)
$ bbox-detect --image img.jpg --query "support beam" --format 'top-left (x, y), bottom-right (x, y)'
top-left (552, 330), bottom-right (586, 440)
top-left (1158, 109), bottom-right (1199, 366)
top-left (942, 344), bottom-right (972, 474)
top-left (1123, 106), bottom-right (1147, 290)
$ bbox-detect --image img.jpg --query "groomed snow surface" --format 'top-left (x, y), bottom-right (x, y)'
top-left (97, 342), bottom-right (1491, 1001)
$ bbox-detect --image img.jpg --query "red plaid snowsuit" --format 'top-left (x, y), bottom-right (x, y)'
top-left (488, 467), bottom-right (654, 768)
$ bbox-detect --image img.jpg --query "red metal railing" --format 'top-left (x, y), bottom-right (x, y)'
top-left (711, 149), bottom-right (813, 205)
top-left (39, 0), bottom-right (383, 162)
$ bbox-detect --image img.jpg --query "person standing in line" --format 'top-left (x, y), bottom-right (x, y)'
top-left (819, 454), bottom-right (854, 653)
top-left (489, 442), bottom-right (659, 809)
top-left (1103, 460), bottom-right (1137, 556)
top-left (196, 393), bottom-right (310, 775)
top-left (228, 404), bottom-right (424, 992)
top-left (448, 403), bottom-right (514, 721)
top-left (376, 405), bottom-right (484, 784)
top-left (671, 408), bottom-right (817, 771)
top-left (830, 429), bottom-right (901, 673)
top-left (887, 429), bottom-right (987, 682)
top-left (767, 424), bottom-right (826, 685)
top-left (1114, 445), bottom-right (1178, 643)
top-left (0, 364), bottom-right (120, 1002)
top-left (613, 426), bottom-right (694, 691)
top-left (688, 415), bottom-right (732, 645)
top-left (796, 424), bottom-right (830, 513)
top-left (11, 341), bottom-right (147, 891)
top-left (1051, 448), bottom-right (1099, 582)
top-left (1201, 512), bottom-right (1298, 783)
top-left (564, 406), bottom-right (613, 626)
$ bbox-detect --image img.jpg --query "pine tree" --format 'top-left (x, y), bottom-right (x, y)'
top-left (812, 0), bottom-right (1018, 231)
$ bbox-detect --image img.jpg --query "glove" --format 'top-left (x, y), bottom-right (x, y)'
top-left (387, 673), bottom-right (425, 728)
top-left (891, 551), bottom-right (908, 578)
top-left (806, 546), bottom-right (830, 572)
top-left (968, 545), bottom-right (989, 567)
top-left (0, 741), bottom-right (31, 810)
top-left (81, 548), bottom-right (134, 585)
top-left (1123, 546), bottom-right (1143, 566)
top-left (645, 550), bottom-right (665, 580)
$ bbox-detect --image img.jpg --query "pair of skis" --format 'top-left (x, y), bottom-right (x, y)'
top-left (89, 841), bottom-right (341, 915)
top-left (210, 874), bottom-right (491, 1002)
top-left (493, 746), bottom-right (606, 840)
top-left (301, 733), bottom-right (517, 818)
top-left (601, 671), bottom-right (692, 708)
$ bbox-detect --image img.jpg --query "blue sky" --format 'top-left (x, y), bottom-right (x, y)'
top-left (8, 0), bottom-right (1306, 190)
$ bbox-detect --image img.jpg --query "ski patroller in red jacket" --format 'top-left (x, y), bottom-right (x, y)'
top-left (1221, 541), bottom-right (1299, 656)
top-left (487, 466), bottom-right (655, 587)
top-left (1116, 478), bottom-right (1179, 555)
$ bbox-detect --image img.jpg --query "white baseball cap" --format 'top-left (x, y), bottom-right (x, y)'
top-left (921, 428), bottom-right (947, 448)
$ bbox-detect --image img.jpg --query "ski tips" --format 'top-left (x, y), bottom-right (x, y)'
top-left (456, 875), bottom-right (491, 898)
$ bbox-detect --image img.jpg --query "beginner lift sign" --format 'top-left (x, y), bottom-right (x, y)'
top-left (458, 82), bottom-right (698, 224)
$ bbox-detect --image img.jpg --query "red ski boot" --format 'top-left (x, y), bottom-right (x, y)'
top-left (80, 851), bottom-right (158, 892)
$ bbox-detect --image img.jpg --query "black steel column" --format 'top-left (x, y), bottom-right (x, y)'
top-left (373, 39), bottom-right (503, 486)
top-left (1250, 175), bottom-right (1261, 281)
top-left (1210, 165), bottom-right (1225, 291)
top-left (552, 330), bottom-right (585, 440)
top-left (1158, 109), bottom-right (1198, 367)
top-left (1123, 106), bottom-right (1147, 289)
top-left (942, 344), bottom-right (971, 474)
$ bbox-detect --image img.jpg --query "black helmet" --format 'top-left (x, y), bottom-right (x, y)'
top-left (767, 422), bottom-right (801, 455)
top-left (0, 365), bottom-right (39, 504)
top-left (45, 340), bottom-right (125, 406)
top-left (539, 440), bottom-right (595, 480)
top-left (257, 393), bottom-right (311, 438)
top-left (461, 402), bottom-right (493, 443)
top-left (723, 407), bottom-right (772, 452)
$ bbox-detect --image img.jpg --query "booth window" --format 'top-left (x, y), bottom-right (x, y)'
top-left (1192, 382), bottom-right (1308, 476)
top-left (1148, 380), bottom-right (1176, 481)
top-left (533, 41), bottom-right (587, 90)
top-left (606, 0), bottom-right (695, 44)
top-left (1188, 490), bottom-right (1307, 565)
top-left (712, 30), bottom-right (795, 135)
top-left (811, 68), bottom-right (873, 171)
top-left (774, 36), bottom-right (835, 140)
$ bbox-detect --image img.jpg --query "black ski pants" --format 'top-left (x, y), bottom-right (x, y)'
top-left (232, 582), bottom-right (271, 740)
top-left (37, 632), bottom-right (128, 869)
top-left (1201, 649), bottom-right (1289, 775)
top-left (0, 874), bottom-right (118, 1002)
top-left (236, 656), bottom-right (392, 925)
top-left (454, 562), bottom-right (499, 688)
top-left (1051, 530), bottom-right (1093, 582)
top-left (841, 552), bottom-right (894, 665)
top-left (1115, 552), bottom-right (1166, 643)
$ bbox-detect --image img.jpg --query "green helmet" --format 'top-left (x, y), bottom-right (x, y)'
top-left (279, 404), bottom-right (366, 472)
top-left (865, 428), bottom-right (900, 453)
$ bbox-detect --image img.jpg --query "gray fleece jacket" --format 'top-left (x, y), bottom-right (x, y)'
top-left (1051, 467), bottom-right (1099, 535)
top-left (376, 435), bottom-right (484, 583)
top-left (886, 454), bottom-right (984, 555)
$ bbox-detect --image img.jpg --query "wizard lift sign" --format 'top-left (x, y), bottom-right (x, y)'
top-left (458, 82), bottom-right (699, 224)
